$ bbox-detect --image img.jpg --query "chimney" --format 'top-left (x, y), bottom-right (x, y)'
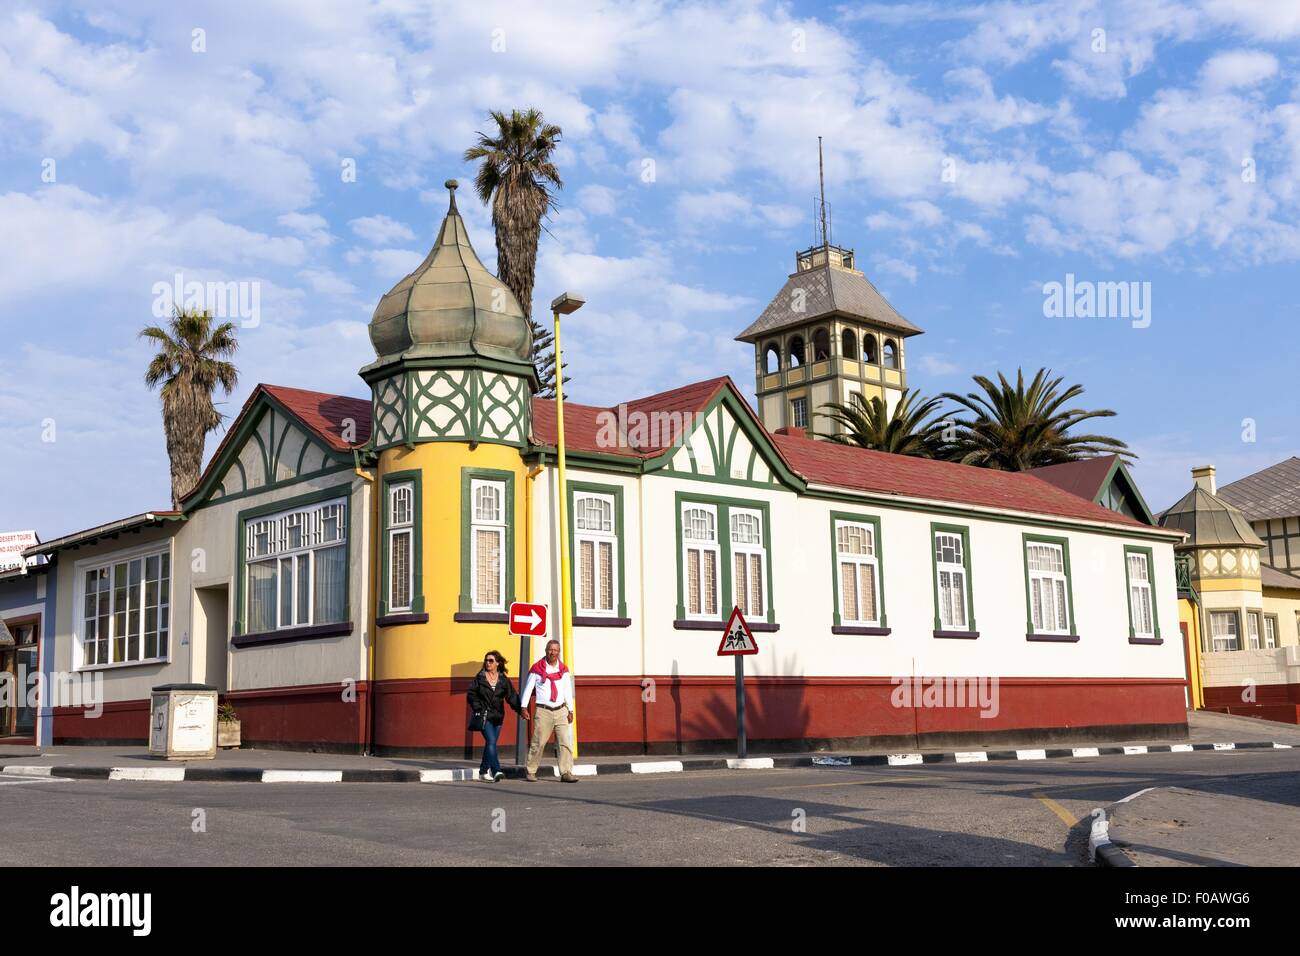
top-left (1191, 464), bottom-right (1216, 496)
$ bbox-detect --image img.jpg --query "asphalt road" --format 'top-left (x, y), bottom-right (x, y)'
top-left (2, 749), bottom-right (1296, 866)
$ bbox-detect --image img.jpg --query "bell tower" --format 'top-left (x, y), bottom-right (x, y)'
top-left (736, 140), bottom-right (924, 438)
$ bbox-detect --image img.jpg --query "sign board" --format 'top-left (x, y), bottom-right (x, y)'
top-left (718, 606), bottom-right (759, 656)
top-left (0, 530), bottom-right (38, 573)
top-left (508, 601), bottom-right (549, 638)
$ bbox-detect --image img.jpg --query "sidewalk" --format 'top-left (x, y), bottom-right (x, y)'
top-left (2, 711), bottom-right (1296, 784)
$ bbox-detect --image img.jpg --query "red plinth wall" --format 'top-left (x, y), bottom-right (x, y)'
top-left (54, 675), bottom-right (1190, 754)
top-left (1203, 682), bottom-right (1300, 725)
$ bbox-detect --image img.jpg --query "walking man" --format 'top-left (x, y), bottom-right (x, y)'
top-left (521, 639), bottom-right (578, 782)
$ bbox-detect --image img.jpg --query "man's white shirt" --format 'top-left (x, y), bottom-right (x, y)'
top-left (520, 663), bottom-right (574, 708)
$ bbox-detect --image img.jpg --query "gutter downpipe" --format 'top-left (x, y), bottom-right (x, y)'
top-left (354, 447), bottom-right (377, 755)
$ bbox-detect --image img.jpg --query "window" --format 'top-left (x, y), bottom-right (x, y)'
top-left (1209, 611), bottom-right (1240, 652)
top-left (863, 335), bottom-right (878, 364)
top-left (788, 336), bottom-right (805, 367)
top-left (1264, 615), bottom-right (1278, 649)
top-left (812, 327), bottom-right (831, 361)
top-left (245, 499), bottom-right (347, 633)
top-left (841, 329), bottom-right (858, 361)
top-left (1247, 611), bottom-right (1262, 649)
top-left (1126, 550), bottom-right (1154, 637)
top-left (575, 492), bottom-right (617, 615)
top-left (883, 339), bottom-right (899, 369)
top-left (1023, 538), bottom-right (1073, 636)
top-left (81, 550), bottom-right (170, 666)
top-left (791, 397), bottom-right (808, 429)
top-left (764, 343), bottom-right (780, 374)
top-left (836, 520), bottom-right (880, 625)
top-left (471, 479), bottom-right (507, 611)
top-left (730, 509), bottom-right (767, 619)
top-left (387, 481), bottom-right (414, 612)
top-left (682, 504), bottom-right (720, 619)
top-left (932, 527), bottom-right (972, 632)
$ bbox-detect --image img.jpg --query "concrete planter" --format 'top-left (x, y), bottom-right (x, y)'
top-left (217, 720), bottom-right (242, 749)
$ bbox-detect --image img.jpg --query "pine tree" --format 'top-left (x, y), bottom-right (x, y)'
top-left (530, 317), bottom-right (569, 399)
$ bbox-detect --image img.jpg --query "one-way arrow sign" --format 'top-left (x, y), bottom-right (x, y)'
top-left (508, 601), bottom-right (548, 637)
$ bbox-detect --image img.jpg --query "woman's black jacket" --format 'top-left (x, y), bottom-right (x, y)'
top-left (466, 670), bottom-right (521, 726)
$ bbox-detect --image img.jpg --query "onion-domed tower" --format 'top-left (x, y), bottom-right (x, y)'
top-left (360, 179), bottom-right (536, 753)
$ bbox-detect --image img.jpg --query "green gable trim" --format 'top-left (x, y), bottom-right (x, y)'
top-left (380, 469), bottom-right (425, 618)
top-left (565, 480), bottom-right (628, 620)
top-left (1123, 544), bottom-right (1161, 641)
top-left (1094, 459), bottom-right (1157, 526)
top-left (458, 467), bottom-right (517, 614)
top-left (673, 490), bottom-right (776, 626)
top-left (232, 481), bottom-right (355, 637)
top-left (930, 521), bottom-right (976, 633)
top-left (828, 511), bottom-right (888, 629)
top-left (1021, 533), bottom-right (1078, 638)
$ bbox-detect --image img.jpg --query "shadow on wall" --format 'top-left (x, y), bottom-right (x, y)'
top-left (677, 654), bottom-right (813, 755)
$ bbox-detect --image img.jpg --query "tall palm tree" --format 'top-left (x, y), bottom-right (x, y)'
top-left (463, 107), bottom-right (568, 397)
top-left (140, 308), bottom-right (239, 507)
top-left (818, 389), bottom-right (948, 457)
top-left (940, 367), bottom-right (1132, 470)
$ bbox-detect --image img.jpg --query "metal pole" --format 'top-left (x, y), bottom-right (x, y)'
top-left (554, 308), bottom-right (577, 758)
top-left (735, 655), bottom-right (747, 759)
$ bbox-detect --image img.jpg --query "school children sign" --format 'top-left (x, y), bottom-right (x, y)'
top-left (717, 606), bottom-right (758, 655)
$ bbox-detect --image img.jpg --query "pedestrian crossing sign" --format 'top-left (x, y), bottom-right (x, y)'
top-left (717, 606), bottom-right (759, 656)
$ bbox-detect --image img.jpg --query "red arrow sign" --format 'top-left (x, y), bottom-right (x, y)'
top-left (718, 606), bottom-right (759, 656)
top-left (508, 601), bottom-right (548, 637)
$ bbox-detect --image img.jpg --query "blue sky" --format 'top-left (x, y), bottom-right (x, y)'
top-left (3, 0), bottom-right (1300, 538)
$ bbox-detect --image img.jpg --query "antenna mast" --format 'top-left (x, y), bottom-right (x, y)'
top-left (817, 136), bottom-right (829, 249)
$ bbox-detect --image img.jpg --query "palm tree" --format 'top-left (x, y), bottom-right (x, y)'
top-left (940, 367), bottom-right (1132, 470)
top-left (140, 308), bottom-right (239, 507)
top-left (818, 389), bottom-right (948, 457)
top-left (463, 107), bottom-right (568, 397)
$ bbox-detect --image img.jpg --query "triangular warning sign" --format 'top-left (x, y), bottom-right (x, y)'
top-left (717, 606), bottom-right (759, 656)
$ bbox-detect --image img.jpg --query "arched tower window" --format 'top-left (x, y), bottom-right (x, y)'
top-left (841, 329), bottom-right (858, 361)
top-left (763, 343), bottom-right (781, 373)
top-left (789, 335), bottom-right (805, 367)
top-left (883, 339), bottom-right (899, 369)
top-left (812, 327), bottom-right (831, 362)
top-left (862, 334), bottom-right (878, 364)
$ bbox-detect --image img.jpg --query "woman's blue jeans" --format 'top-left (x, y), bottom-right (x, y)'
top-left (479, 719), bottom-right (502, 775)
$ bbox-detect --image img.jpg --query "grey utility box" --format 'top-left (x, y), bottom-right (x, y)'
top-left (149, 684), bottom-right (218, 760)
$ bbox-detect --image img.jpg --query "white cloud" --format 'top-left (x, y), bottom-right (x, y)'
top-left (349, 215), bottom-right (417, 245)
top-left (577, 184), bottom-right (618, 217)
top-left (1200, 49), bottom-right (1278, 91)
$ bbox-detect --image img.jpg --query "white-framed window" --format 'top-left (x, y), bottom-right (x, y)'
top-left (387, 482), bottom-right (414, 612)
top-left (1247, 610), bottom-right (1262, 649)
top-left (836, 520), bottom-right (880, 625)
top-left (730, 508), bottom-right (766, 619)
top-left (1026, 541), bottom-right (1070, 635)
top-left (934, 531), bottom-right (969, 631)
top-left (245, 498), bottom-right (347, 633)
top-left (791, 397), bottom-right (808, 429)
top-left (1264, 615), bottom-right (1278, 649)
top-left (682, 503), bottom-right (720, 619)
top-left (471, 479), bottom-right (506, 611)
top-left (1209, 611), bottom-right (1240, 652)
top-left (575, 492), bottom-right (617, 616)
top-left (80, 549), bottom-right (171, 667)
top-left (1127, 550), bottom-right (1155, 637)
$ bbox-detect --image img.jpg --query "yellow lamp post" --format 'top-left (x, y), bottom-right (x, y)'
top-left (550, 291), bottom-right (585, 757)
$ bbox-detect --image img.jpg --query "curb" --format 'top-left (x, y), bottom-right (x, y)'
top-left (0, 740), bottom-right (1290, 785)
top-left (1089, 786), bottom-right (1161, 867)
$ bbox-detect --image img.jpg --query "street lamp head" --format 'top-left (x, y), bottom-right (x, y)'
top-left (550, 292), bottom-right (586, 315)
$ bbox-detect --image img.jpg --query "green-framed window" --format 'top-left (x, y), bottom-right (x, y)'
top-left (830, 512), bottom-right (887, 628)
top-left (1208, 609), bottom-right (1240, 652)
top-left (1123, 545), bottom-right (1160, 640)
top-left (234, 483), bottom-right (352, 636)
top-left (675, 492), bottom-right (775, 625)
top-left (1022, 533), bottom-right (1077, 637)
top-left (459, 468), bottom-right (515, 615)
top-left (381, 470), bottom-right (423, 616)
top-left (930, 522), bottom-right (975, 633)
top-left (567, 481), bottom-right (627, 619)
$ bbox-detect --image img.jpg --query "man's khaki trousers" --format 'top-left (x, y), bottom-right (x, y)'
top-left (526, 705), bottom-right (574, 776)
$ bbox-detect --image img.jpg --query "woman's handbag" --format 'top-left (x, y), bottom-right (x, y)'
top-left (467, 710), bottom-right (486, 732)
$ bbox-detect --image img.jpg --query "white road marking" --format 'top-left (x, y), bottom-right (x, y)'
top-left (630, 761), bottom-right (684, 774)
top-left (1122, 746), bottom-right (1148, 755)
top-left (887, 753), bottom-right (924, 766)
top-left (110, 767), bottom-right (185, 782)
top-left (1071, 747), bottom-right (1100, 758)
top-left (955, 751), bottom-right (988, 763)
top-left (1016, 749), bottom-right (1047, 760)
top-left (0, 776), bottom-right (71, 785)
top-left (2, 765), bottom-right (53, 776)
top-left (1212, 742), bottom-right (1236, 751)
top-left (261, 770), bottom-right (343, 783)
top-left (1170, 744), bottom-right (1194, 752)
top-left (727, 758), bottom-right (774, 769)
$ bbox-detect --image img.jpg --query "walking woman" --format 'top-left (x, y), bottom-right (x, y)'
top-left (466, 650), bottom-right (524, 782)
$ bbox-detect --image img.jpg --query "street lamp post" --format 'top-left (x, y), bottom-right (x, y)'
top-left (550, 291), bottom-right (584, 758)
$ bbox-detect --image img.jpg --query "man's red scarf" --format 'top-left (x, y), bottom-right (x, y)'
top-left (529, 658), bottom-right (569, 703)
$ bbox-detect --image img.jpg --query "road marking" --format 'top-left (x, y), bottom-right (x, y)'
top-left (1071, 747), bottom-right (1100, 758)
top-left (766, 775), bottom-right (942, 791)
top-left (261, 770), bottom-right (344, 783)
top-left (1212, 742), bottom-right (1235, 751)
top-left (1116, 786), bottom-right (1158, 804)
top-left (1170, 744), bottom-right (1194, 752)
top-left (0, 776), bottom-right (71, 785)
top-left (1016, 749), bottom-right (1047, 761)
top-left (727, 757), bottom-right (774, 769)
top-left (549, 764), bottom-right (598, 777)
top-left (954, 751), bottom-right (988, 763)
top-left (887, 753), bottom-right (923, 766)
top-left (2, 765), bottom-right (53, 776)
top-left (110, 767), bottom-right (185, 782)
top-left (1034, 794), bottom-right (1079, 827)
top-left (1274, 743), bottom-right (1294, 749)
top-left (419, 769), bottom-right (476, 783)
top-left (630, 761), bottom-right (683, 774)
top-left (1122, 746), bottom-right (1148, 755)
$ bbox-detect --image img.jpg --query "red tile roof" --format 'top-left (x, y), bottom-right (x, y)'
top-left (1027, 455), bottom-right (1118, 501)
